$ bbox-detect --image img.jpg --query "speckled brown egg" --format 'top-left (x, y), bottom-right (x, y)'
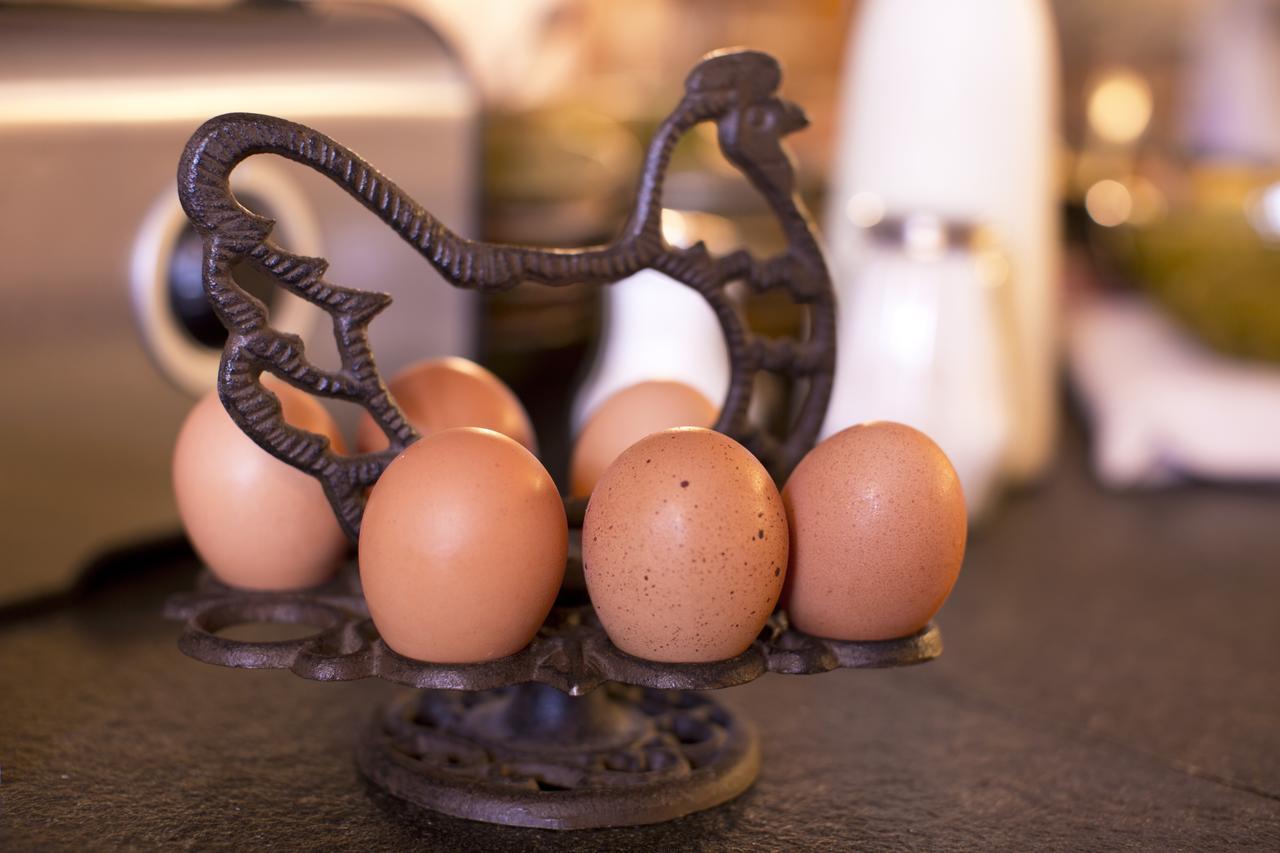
top-left (582, 427), bottom-right (788, 662)
top-left (355, 357), bottom-right (537, 453)
top-left (570, 381), bottom-right (718, 498)
top-left (359, 427), bottom-right (566, 663)
top-left (782, 421), bottom-right (967, 641)
top-left (172, 380), bottom-right (348, 591)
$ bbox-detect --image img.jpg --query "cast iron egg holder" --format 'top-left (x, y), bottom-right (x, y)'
top-left (165, 48), bottom-right (943, 830)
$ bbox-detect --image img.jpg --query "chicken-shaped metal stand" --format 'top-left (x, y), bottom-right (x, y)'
top-left (169, 49), bottom-right (940, 830)
top-left (177, 48), bottom-right (835, 539)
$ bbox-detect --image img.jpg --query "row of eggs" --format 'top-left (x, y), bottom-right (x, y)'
top-left (173, 358), bottom-right (966, 664)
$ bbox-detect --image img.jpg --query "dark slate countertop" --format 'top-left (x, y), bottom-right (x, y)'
top-left (3, 424), bottom-right (1279, 851)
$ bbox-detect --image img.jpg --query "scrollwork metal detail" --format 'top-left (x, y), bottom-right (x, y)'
top-left (355, 685), bottom-right (759, 829)
top-left (176, 48), bottom-right (836, 539)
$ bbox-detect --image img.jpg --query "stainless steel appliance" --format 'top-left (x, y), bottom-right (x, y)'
top-left (0, 2), bottom-right (478, 602)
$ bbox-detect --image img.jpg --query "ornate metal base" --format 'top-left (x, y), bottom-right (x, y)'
top-left (356, 683), bottom-right (759, 830)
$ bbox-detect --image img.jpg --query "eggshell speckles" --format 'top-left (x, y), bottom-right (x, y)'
top-left (782, 421), bottom-right (967, 641)
top-left (570, 381), bottom-right (718, 498)
top-left (358, 427), bottom-right (566, 663)
top-left (355, 357), bottom-right (537, 454)
top-left (582, 427), bottom-right (788, 663)
top-left (172, 382), bottom-right (348, 591)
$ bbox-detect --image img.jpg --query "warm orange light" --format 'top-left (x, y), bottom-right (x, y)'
top-left (1085, 179), bottom-right (1133, 227)
top-left (1087, 70), bottom-right (1153, 145)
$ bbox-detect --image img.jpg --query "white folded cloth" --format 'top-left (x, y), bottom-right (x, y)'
top-left (1067, 292), bottom-right (1280, 487)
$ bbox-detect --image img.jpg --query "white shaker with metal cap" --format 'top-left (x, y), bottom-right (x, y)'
top-left (825, 0), bottom-right (1061, 485)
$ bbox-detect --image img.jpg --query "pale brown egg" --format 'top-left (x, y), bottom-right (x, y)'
top-left (355, 357), bottom-right (536, 453)
top-left (582, 427), bottom-right (788, 663)
top-left (358, 427), bottom-right (566, 663)
top-left (782, 421), bottom-right (967, 641)
top-left (570, 381), bottom-right (718, 498)
top-left (172, 380), bottom-right (348, 591)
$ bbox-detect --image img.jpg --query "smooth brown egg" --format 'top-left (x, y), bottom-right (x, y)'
top-left (570, 381), bottom-right (718, 498)
top-left (356, 357), bottom-right (536, 453)
top-left (172, 380), bottom-right (348, 591)
top-left (582, 427), bottom-right (788, 663)
top-left (782, 421), bottom-right (967, 641)
top-left (359, 427), bottom-right (566, 663)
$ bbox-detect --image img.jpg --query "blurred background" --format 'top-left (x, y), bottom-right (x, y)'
top-left (4, 0), bottom-right (1280, 603)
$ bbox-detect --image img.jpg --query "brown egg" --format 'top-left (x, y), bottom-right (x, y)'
top-left (359, 427), bottom-right (566, 663)
top-left (172, 381), bottom-right (348, 591)
top-left (570, 381), bottom-right (718, 498)
top-left (356, 357), bottom-right (536, 453)
top-left (782, 421), bottom-right (967, 641)
top-left (582, 427), bottom-right (788, 663)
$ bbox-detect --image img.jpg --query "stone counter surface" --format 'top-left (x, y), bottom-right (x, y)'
top-left (3, 425), bottom-right (1278, 850)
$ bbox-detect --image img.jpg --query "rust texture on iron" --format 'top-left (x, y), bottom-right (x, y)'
top-left (176, 47), bottom-right (836, 540)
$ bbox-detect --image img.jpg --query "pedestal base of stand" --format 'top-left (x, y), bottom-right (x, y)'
top-left (356, 683), bottom-right (759, 830)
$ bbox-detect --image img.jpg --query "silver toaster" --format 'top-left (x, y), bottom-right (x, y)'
top-left (0, 2), bottom-right (478, 603)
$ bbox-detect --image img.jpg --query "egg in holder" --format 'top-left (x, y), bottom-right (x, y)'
top-left (165, 48), bottom-right (943, 829)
